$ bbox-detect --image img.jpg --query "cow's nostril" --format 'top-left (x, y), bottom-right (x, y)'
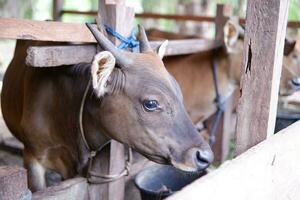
top-left (195, 150), bottom-right (214, 170)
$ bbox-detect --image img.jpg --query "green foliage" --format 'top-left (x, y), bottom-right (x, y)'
top-left (289, 0), bottom-right (300, 21)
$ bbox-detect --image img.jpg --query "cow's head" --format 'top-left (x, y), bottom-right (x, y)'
top-left (86, 24), bottom-right (213, 172)
top-left (280, 39), bottom-right (300, 96)
top-left (224, 19), bottom-right (300, 96)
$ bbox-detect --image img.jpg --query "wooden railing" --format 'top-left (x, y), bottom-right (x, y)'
top-left (60, 10), bottom-right (300, 28)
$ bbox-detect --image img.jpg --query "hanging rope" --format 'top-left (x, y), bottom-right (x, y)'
top-left (104, 24), bottom-right (139, 51)
top-left (209, 49), bottom-right (225, 146)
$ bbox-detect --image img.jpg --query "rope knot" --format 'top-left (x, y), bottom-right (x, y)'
top-left (90, 151), bottom-right (97, 158)
top-left (104, 24), bottom-right (139, 50)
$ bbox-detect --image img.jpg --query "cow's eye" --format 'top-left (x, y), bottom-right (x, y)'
top-left (292, 77), bottom-right (300, 86)
top-left (143, 100), bottom-right (160, 111)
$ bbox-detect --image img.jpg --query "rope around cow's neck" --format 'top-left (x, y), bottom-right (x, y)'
top-left (79, 78), bottom-right (132, 184)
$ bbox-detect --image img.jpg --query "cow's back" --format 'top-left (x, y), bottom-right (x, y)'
top-left (1, 40), bottom-right (28, 140)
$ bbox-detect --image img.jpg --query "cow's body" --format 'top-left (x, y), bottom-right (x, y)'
top-left (2, 40), bottom-right (99, 186)
top-left (2, 25), bottom-right (214, 192)
top-left (164, 49), bottom-right (236, 123)
top-left (147, 25), bottom-right (300, 125)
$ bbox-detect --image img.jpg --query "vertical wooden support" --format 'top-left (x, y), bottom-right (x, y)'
top-left (236, 0), bottom-right (289, 155)
top-left (53, 0), bottom-right (64, 21)
top-left (215, 4), bottom-right (232, 45)
top-left (211, 4), bottom-right (233, 163)
top-left (88, 1), bottom-right (134, 200)
top-left (210, 88), bottom-right (238, 163)
top-left (0, 166), bottom-right (28, 200)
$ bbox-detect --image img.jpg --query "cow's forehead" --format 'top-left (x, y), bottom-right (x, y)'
top-left (122, 53), bottom-right (178, 96)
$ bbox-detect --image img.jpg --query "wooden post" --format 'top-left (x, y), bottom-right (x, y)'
top-left (0, 166), bottom-right (28, 200)
top-left (88, 1), bottom-right (134, 200)
top-left (211, 4), bottom-right (233, 163)
top-left (236, 0), bottom-right (289, 155)
top-left (53, 0), bottom-right (64, 21)
top-left (215, 4), bottom-right (232, 45)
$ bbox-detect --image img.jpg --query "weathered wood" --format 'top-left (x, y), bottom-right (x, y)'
top-left (0, 18), bottom-right (96, 43)
top-left (32, 177), bottom-right (88, 200)
top-left (26, 39), bottom-right (216, 67)
top-left (235, 0), bottom-right (289, 155)
top-left (168, 121), bottom-right (300, 200)
top-left (215, 4), bottom-right (229, 44)
top-left (88, 1), bottom-right (133, 200)
top-left (104, 0), bottom-right (125, 4)
top-left (26, 45), bottom-right (97, 67)
top-left (61, 10), bottom-right (300, 28)
top-left (52, 0), bottom-right (64, 21)
top-left (0, 137), bottom-right (24, 155)
top-left (101, 2), bottom-right (133, 200)
top-left (209, 87), bottom-right (238, 163)
top-left (0, 166), bottom-right (28, 200)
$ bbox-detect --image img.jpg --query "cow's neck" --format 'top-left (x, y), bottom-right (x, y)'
top-left (228, 51), bottom-right (243, 85)
top-left (81, 85), bottom-right (110, 151)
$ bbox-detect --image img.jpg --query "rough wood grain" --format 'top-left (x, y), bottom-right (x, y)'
top-left (0, 166), bottom-right (28, 200)
top-left (52, 0), bottom-right (64, 21)
top-left (26, 39), bottom-right (216, 67)
top-left (32, 177), bottom-right (88, 200)
top-left (88, 1), bottom-right (133, 200)
top-left (100, 2), bottom-right (133, 200)
top-left (215, 4), bottom-right (229, 44)
top-left (235, 0), bottom-right (289, 155)
top-left (168, 121), bottom-right (300, 200)
top-left (26, 45), bottom-right (97, 67)
top-left (0, 18), bottom-right (96, 43)
top-left (60, 10), bottom-right (300, 28)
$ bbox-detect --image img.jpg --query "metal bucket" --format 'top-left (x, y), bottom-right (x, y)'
top-left (135, 165), bottom-right (206, 200)
top-left (275, 112), bottom-right (300, 133)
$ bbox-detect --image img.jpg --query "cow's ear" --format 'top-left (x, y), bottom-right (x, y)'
top-left (156, 40), bottom-right (168, 59)
top-left (224, 20), bottom-right (240, 53)
top-left (284, 39), bottom-right (296, 56)
top-left (91, 51), bottom-right (116, 97)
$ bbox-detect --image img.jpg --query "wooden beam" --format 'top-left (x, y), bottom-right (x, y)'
top-left (32, 178), bottom-right (88, 200)
top-left (52, 0), bottom-right (64, 21)
top-left (60, 10), bottom-right (300, 28)
top-left (0, 166), bottom-right (28, 200)
top-left (26, 45), bottom-right (97, 67)
top-left (101, 2), bottom-right (133, 200)
top-left (215, 4), bottom-right (231, 43)
top-left (167, 121), bottom-right (300, 200)
top-left (235, 0), bottom-right (289, 155)
top-left (1, 17), bottom-right (298, 43)
top-left (26, 39), bottom-right (216, 67)
top-left (87, 1), bottom-right (133, 200)
top-left (0, 18), bottom-right (96, 43)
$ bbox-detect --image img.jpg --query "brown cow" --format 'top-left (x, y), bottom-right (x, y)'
top-left (147, 21), bottom-right (300, 125)
top-left (1, 25), bottom-right (213, 192)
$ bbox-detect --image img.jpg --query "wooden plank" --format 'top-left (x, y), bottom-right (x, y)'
top-left (1, 17), bottom-right (298, 43)
top-left (32, 177), bottom-right (88, 200)
top-left (167, 121), bottom-right (300, 200)
top-left (52, 0), bottom-right (64, 21)
top-left (60, 10), bottom-right (300, 28)
top-left (215, 4), bottom-right (231, 44)
top-left (0, 137), bottom-right (24, 155)
top-left (235, 0), bottom-right (289, 155)
top-left (0, 166), bottom-right (28, 200)
top-left (100, 2), bottom-right (133, 200)
top-left (88, 1), bottom-right (133, 200)
top-left (0, 18), bottom-right (96, 43)
top-left (26, 45), bottom-right (97, 67)
top-left (26, 39), bottom-right (216, 67)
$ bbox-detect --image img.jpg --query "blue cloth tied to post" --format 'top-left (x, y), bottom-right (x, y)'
top-left (104, 24), bottom-right (139, 51)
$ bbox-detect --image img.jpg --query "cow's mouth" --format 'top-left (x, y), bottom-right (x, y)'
top-left (134, 148), bottom-right (169, 164)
